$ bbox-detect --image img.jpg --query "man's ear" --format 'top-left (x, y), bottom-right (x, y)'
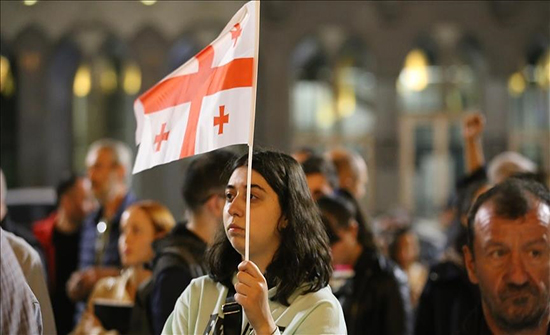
top-left (205, 195), bottom-right (224, 218)
top-left (463, 245), bottom-right (479, 285)
top-left (115, 164), bottom-right (126, 182)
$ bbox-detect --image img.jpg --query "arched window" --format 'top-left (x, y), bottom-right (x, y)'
top-left (290, 33), bottom-right (377, 210)
top-left (291, 36), bottom-right (332, 135)
top-left (397, 35), bottom-right (483, 114)
top-left (12, 26), bottom-right (50, 186)
top-left (71, 31), bottom-right (141, 172)
top-left (47, 38), bottom-right (82, 179)
top-left (0, 39), bottom-right (18, 186)
top-left (398, 34), bottom-right (485, 217)
top-left (507, 38), bottom-right (550, 184)
top-left (397, 38), bottom-right (441, 114)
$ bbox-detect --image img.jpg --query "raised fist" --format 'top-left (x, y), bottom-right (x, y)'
top-left (462, 112), bottom-right (485, 141)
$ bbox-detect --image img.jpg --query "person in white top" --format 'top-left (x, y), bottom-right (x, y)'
top-left (164, 150), bottom-right (347, 335)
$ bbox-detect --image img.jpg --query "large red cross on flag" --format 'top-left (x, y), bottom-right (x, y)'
top-left (133, 1), bottom-right (259, 173)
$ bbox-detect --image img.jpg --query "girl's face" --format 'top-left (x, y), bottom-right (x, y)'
top-left (118, 207), bottom-right (156, 267)
top-left (224, 167), bottom-right (285, 264)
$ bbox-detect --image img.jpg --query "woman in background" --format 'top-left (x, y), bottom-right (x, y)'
top-left (72, 200), bottom-right (175, 335)
top-left (389, 227), bottom-right (428, 308)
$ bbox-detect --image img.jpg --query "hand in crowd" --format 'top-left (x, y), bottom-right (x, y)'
top-left (462, 112), bottom-right (485, 141)
top-left (66, 266), bottom-right (120, 302)
top-left (234, 261), bottom-right (278, 335)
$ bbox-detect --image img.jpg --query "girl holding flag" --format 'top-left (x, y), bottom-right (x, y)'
top-left (163, 150), bottom-right (346, 334)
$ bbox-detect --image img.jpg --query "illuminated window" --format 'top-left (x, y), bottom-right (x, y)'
top-left (398, 35), bottom-right (485, 217)
top-left (0, 44), bottom-right (18, 185)
top-left (71, 34), bottom-right (141, 172)
top-left (508, 43), bottom-right (550, 184)
top-left (290, 34), bottom-right (376, 210)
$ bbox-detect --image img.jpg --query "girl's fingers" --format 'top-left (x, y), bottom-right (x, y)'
top-left (237, 261), bottom-right (263, 278)
top-left (236, 268), bottom-right (256, 286)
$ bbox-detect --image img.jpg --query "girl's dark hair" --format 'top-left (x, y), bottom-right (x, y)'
top-left (206, 150), bottom-right (333, 306)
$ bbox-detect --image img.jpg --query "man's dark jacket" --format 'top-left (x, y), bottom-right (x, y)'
top-left (415, 259), bottom-right (479, 335)
top-left (335, 248), bottom-right (413, 335)
top-left (148, 224), bottom-right (207, 335)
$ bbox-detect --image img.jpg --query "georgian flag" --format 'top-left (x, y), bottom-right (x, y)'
top-left (133, 1), bottom-right (259, 173)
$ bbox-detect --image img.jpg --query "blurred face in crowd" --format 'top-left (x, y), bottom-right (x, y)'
top-left (326, 216), bottom-right (359, 266)
top-left (464, 200), bottom-right (550, 332)
top-left (119, 206), bottom-right (156, 267)
top-left (395, 232), bottom-right (420, 270)
top-left (62, 178), bottom-right (94, 224)
top-left (86, 147), bottom-right (124, 203)
top-left (342, 157), bottom-right (368, 200)
top-left (306, 173), bottom-right (334, 201)
top-left (291, 150), bottom-right (311, 164)
top-left (351, 162), bottom-right (368, 200)
top-left (224, 167), bottom-right (284, 265)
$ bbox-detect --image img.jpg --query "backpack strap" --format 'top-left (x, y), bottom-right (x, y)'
top-left (222, 285), bottom-right (242, 335)
top-left (153, 245), bottom-right (205, 278)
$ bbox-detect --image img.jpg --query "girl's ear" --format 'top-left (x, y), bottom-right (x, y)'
top-left (278, 216), bottom-right (288, 230)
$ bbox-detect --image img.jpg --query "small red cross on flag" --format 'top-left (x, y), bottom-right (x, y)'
top-left (231, 23), bottom-right (242, 47)
top-left (154, 123), bottom-right (170, 151)
top-left (214, 105), bottom-right (230, 135)
top-left (133, 1), bottom-right (259, 173)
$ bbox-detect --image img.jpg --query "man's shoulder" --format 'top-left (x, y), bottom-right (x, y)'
top-left (153, 243), bottom-right (206, 279)
top-left (4, 230), bottom-right (40, 260)
top-left (3, 229), bottom-right (42, 274)
top-left (424, 260), bottom-right (468, 289)
top-left (153, 226), bottom-right (207, 269)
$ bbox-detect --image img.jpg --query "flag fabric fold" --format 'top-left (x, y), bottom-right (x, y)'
top-left (133, 1), bottom-right (258, 173)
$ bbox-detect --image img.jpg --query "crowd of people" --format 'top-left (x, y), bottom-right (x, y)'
top-left (1, 112), bottom-right (549, 335)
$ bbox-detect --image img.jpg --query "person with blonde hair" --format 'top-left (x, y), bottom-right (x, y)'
top-left (72, 200), bottom-right (175, 335)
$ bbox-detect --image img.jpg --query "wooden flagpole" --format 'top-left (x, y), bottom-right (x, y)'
top-left (245, 0), bottom-right (260, 262)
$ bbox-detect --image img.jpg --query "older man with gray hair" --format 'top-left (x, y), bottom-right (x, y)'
top-left (67, 139), bottom-right (137, 307)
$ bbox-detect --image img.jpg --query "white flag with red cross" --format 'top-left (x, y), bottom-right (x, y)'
top-left (133, 1), bottom-right (259, 173)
